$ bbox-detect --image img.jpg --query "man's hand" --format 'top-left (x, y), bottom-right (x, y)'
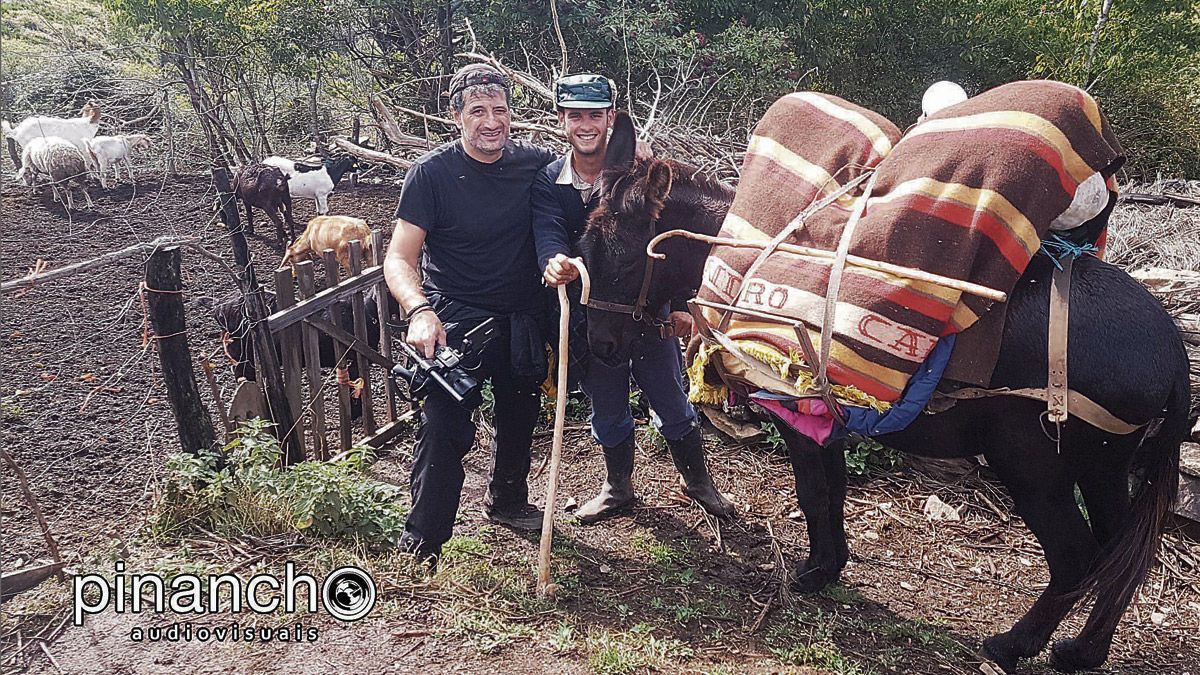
top-left (406, 311), bottom-right (446, 358)
top-left (667, 311), bottom-right (694, 338)
top-left (543, 253), bottom-right (581, 288)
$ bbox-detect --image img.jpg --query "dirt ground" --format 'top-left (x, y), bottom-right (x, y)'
top-left (2, 174), bottom-right (1198, 675)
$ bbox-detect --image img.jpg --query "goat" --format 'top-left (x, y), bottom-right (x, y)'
top-left (233, 163), bottom-right (297, 246)
top-left (262, 155), bottom-right (356, 214)
top-left (2, 101), bottom-right (101, 161)
top-left (281, 215), bottom-right (373, 274)
top-left (84, 134), bottom-right (152, 188)
top-left (16, 136), bottom-right (94, 210)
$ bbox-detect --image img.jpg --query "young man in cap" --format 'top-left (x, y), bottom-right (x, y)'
top-left (384, 63), bottom-right (557, 565)
top-left (532, 74), bottom-right (735, 523)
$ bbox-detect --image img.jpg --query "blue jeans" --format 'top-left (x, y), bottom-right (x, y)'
top-left (581, 331), bottom-right (698, 447)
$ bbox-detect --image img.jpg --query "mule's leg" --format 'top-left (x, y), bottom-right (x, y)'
top-left (979, 445), bottom-right (1099, 673)
top-left (1075, 450), bottom-right (1133, 549)
top-left (1048, 435), bottom-right (1138, 671)
top-left (777, 421), bottom-right (849, 592)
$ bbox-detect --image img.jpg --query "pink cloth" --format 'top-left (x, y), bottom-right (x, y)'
top-left (749, 395), bottom-right (836, 445)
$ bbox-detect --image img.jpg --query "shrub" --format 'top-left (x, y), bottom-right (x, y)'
top-left (155, 418), bottom-right (407, 547)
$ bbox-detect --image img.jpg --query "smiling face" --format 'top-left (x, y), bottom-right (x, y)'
top-left (452, 88), bottom-right (511, 161)
top-left (558, 107), bottom-right (615, 158)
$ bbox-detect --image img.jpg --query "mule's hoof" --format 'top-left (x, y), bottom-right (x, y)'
top-left (978, 637), bottom-right (1019, 674)
top-left (790, 562), bottom-right (835, 594)
top-left (1048, 638), bottom-right (1107, 673)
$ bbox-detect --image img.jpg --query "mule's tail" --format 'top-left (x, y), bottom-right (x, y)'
top-left (1076, 372), bottom-right (1187, 639)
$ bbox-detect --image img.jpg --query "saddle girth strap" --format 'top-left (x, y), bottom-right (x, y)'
top-left (939, 386), bottom-right (1147, 435)
top-left (1047, 256), bottom-right (1072, 423)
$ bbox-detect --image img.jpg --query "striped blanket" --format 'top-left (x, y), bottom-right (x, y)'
top-left (692, 80), bottom-right (1123, 409)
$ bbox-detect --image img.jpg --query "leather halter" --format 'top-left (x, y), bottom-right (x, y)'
top-left (584, 170), bottom-right (672, 334)
top-left (585, 253), bottom-right (661, 322)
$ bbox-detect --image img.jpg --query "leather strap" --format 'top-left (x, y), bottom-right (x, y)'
top-left (818, 171), bottom-right (877, 389)
top-left (1047, 256), bottom-right (1073, 423)
top-left (939, 386), bottom-right (1147, 435)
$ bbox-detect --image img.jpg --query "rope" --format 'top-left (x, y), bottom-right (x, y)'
top-left (1039, 233), bottom-right (1099, 270)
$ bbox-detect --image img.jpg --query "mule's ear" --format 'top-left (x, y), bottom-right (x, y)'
top-left (645, 160), bottom-right (673, 219)
top-left (605, 111), bottom-right (636, 171)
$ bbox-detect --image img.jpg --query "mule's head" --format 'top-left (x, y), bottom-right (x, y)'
top-left (579, 112), bottom-right (675, 366)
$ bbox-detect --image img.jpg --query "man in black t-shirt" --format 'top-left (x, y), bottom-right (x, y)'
top-left (384, 63), bottom-right (556, 566)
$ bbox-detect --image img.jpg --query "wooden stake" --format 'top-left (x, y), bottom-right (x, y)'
top-left (0, 448), bottom-right (65, 572)
top-left (146, 247), bottom-right (217, 455)
top-left (647, 228), bottom-right (1008, 302)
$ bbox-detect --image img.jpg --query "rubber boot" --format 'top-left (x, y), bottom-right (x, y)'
top-left (667, 427), bottom-right (736, 519)
top-left (575, 434), bottom-right (636, 524)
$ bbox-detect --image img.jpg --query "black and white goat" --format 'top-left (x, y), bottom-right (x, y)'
top-left (262, 155), bottom-right (356, 214)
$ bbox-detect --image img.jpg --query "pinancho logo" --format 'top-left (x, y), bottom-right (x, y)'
top-left (72, 562), bottom-right (377, 642)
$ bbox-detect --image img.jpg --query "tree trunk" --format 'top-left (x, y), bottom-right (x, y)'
top-left (1086, 0), bottom-right (1115, 76)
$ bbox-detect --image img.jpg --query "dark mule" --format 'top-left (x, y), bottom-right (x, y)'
top-left (579, 113), bottom-right (1190, 673)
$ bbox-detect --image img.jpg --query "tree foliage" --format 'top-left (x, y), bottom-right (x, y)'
top-left (84, 0), bottom-right (1200, 175)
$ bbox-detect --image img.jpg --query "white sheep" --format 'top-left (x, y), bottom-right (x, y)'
top-left (262, 155), bottom-right (356, 214)
top-left (84, 134), bottom-right (152, 188)
top-left (17, 136), bottom-right (94, 210)
top-left (2, 101), bottom-right (101, 158)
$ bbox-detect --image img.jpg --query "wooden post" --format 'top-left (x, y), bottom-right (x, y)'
top-left (372, 230), bottom-right (399, 422)
top-left (7, 137), bottom-right (20, 170)
top-left (274, 268), bottom-right (308, 453)
top-left (296, 262), bottom-right (329, 460)
top-left (350, 116), bottom-right (361, 187)
top-left (145, 247), bottom-right (217, 455)
top-left (308, 79), bottom-right (321, 153)
top-left (214, 166), bottom-right (303, 464)
top-left (163, 93), bottom-right (177, 177)
top-left (323, 250), bottom-right (354, 452)
top-left (347, 240), bottom-right (377, 435)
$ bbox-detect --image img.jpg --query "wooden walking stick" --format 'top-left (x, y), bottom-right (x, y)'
top-left (537, 258), bottom-right (591, 598)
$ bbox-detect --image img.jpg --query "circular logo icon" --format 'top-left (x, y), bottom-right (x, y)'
top-left (322, 566), bottom-right (376, 622)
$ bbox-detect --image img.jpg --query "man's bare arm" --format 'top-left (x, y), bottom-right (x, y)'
top-left (384, 218), bottom-right (445, 357)
top-left (384, 218), bottom-right (429, 311)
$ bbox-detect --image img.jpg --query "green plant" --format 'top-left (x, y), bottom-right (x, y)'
top-left (630, 532), bottom-right (687, 568)
top-left (155, 418), bottom-right (408, 547)
top-left (759, 421), bottom-right (786, 451)
top-left (821, 584), bottom-right (865, 606)
top-left (549, 622), bottom-right (577, 653)
top-left (879, 617), bottom-right (965, 657)
top-left (586, 623), bottom-right (694, 675)
top-left (844, 438), bottom-right (903, 476)
top-left (1, 396), bottom-right (24, 420)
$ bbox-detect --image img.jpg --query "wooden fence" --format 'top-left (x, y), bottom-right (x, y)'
top-left (266, 231), bottom-right (409, 460)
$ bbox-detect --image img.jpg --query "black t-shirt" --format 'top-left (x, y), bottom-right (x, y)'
top-left (395, 139), bottom-right (555, 314)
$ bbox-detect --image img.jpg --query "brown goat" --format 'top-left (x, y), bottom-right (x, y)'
top-left (233, 163), bottom-right (296, 246)
top-left (280, 215), bottom-right (373, 274)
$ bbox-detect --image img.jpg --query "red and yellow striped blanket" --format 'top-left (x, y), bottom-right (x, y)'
top-left (692, 80), bottom-right (1123, 409)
